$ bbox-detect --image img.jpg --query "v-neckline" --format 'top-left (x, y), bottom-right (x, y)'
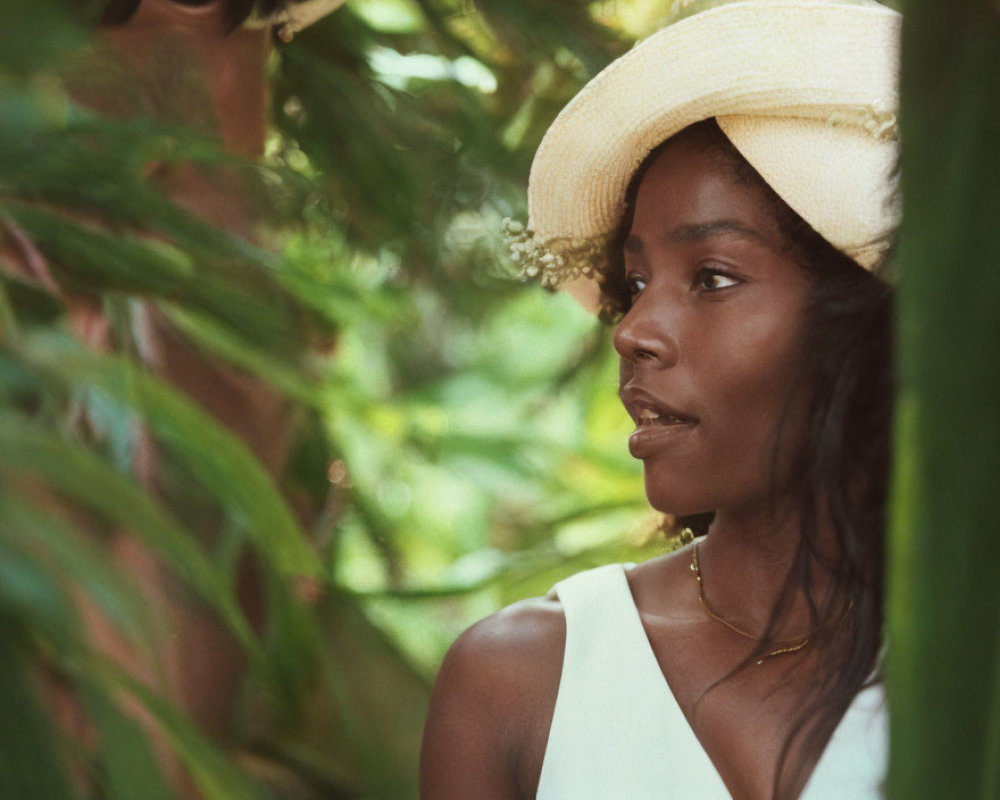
top-left (615, 563), bottom-right (884, 800)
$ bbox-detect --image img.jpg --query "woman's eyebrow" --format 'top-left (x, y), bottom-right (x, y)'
top-left (665, 219), bottom-right (766, 244)
top-left (625, 220), bottom-right (767, 254)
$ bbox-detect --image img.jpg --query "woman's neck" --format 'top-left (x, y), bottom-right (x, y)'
top-left (693, 500), bottom-right (839, 642)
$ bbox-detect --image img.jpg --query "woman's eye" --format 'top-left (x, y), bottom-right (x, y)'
top-left (694, 268), bottom-right (740, 291)
top-left (626, 275), bottom-right (647, 296)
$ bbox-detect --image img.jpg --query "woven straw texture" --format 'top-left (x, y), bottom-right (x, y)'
top-left (526, 0), bottom-right (901, 305)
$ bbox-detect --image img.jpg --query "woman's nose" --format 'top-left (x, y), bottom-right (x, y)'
top-left (613, 296), bottom-right (679, 366)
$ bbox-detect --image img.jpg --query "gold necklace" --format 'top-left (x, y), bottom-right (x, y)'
top-left (689, 540), bottom-right (813, 665)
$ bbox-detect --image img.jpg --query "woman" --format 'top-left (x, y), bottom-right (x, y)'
top-left (421, 1), bottom-right (899, 797)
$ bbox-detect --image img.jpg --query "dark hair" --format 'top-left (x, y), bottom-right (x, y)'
top-left (603, 118), bottom-right (894, 799)
top-left (98, 0), bottom-right (286, 32)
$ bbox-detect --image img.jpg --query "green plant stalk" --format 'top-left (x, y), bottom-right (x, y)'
top-left (888, 2), bottom-right (1000, 797)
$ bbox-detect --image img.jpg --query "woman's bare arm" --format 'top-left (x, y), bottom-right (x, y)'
top-left (420, 597), bottom-right (566, 799)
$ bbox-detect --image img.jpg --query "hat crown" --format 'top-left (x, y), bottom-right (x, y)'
top-left (523, 0), bottom-right (901, 309)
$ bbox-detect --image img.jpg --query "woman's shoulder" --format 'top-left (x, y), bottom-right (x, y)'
top-left (449, 558), bottom-right (650, 672)
top-left (442, 552), bottom-right (691, 679)
top-left (421, 595), bottom-right (566, 798)
top-left (437, 593), bottom-right (567, 707)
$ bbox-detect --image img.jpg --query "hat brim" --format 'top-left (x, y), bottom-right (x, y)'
top-left (526, 0), bottom-right (900, 310)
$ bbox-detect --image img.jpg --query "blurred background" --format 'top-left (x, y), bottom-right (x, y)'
top-left (0, 1), bottom-right (674, 797)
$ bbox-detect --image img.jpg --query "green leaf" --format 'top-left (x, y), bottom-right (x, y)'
top-left (0, 0), bottom-right (89, 75)
top-left (3, 203), bottom-right (307, 356)
top-left (19, 335), bottom-right (322, 579)
top-left (0, 537), bottom-right (77, 647)
top-left (161, 304), bottom-right (324, 407)
top-left (0, 493), bottom-right (154, 650)
top-left (0, 627), bottom-right (77, 800)
top-left (0, 413), bottom-right (259, 656)
top-left (79, 682), bottom-right (174, 800)
top-left (92, 662), bottom-right (270, 800)
top-left (889, 4), bottom-right (1000, 797)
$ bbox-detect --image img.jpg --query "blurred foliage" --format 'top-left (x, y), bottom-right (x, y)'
top-left (0, 0), bottom-right (671, 797)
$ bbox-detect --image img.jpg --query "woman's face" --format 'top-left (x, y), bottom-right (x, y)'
top-left (614, 133), bottom-right (814, 517)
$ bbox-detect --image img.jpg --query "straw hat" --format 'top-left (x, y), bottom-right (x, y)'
top-left (514, 0), bottom-right (901, 311)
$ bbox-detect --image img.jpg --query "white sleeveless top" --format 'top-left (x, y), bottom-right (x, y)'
top-left (537, 565), bottom-right (887, 799)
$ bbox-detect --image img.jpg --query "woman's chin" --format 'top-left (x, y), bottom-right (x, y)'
top-left (642, 482), bottom-right (709, 517)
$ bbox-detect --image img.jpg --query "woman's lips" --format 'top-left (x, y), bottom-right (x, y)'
top-left (628, 415), bottom-right (697, 458)
top-left (620, 387), bottom-right (698, 458)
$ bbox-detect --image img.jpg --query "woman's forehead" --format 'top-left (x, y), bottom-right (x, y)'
top-left (629, 136), bottom-right (786, 248)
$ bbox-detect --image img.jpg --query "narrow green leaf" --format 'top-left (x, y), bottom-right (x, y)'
top-left (94, 663), bottom-right (270, 800)
top-left (0, 493), bottom-right (154, 649)
top-left (78, 681), bottom-right (174, 800)
top-left (0, 628), bottom-right (77, 800)
top-left (0, 277), bottom-right (17, 342)
top-left (20, 336), bottom-right (322, 579)
top-left (3, 203), bottom-right (310, 357)
top-left (0, 537), bottom-right (77, 646)
top-left (0, 0), bottom-right (89, 74)
top-left (0, 414), bottom-right (259, 656)
top-left (161, 304), bottom-right (323, 407)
